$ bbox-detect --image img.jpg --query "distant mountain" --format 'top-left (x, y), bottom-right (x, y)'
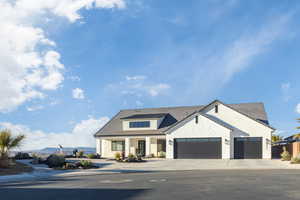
top-left (24, 147), bottom-right (96, 155)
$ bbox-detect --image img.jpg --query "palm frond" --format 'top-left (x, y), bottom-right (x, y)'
top-left (0, 129), bottom-right (25, 157)
top-left (10, 135), bottom-right (25, 148)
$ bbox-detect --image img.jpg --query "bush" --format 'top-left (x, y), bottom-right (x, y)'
top-left (63, 162), bottom-right (77, 169)
top-left (31, 155), bottom-right (46, 165)
top-left (115, 152), bottom-right (121, 161)
top-left (79, 160), bottom-right (93, 169)
top-left (136, 153), bottom-right (143, 161)
top-left (158, 151), bottom-right (166, 158)
top-left (291, 153), bottom-right (300, 164)
top-left (76, 151), bottom-right (84, 158)
top-left (281, 147), bottom-right (291, 161)
top-left (46, 154), bottom-right (66, 168)
top-left (14, 152), bottom-right (31, 160)
top-left (86, 153), bottom-right (99, 159)
top-left (125, 153), bottom-right (137, 162)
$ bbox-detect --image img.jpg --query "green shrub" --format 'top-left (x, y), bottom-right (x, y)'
top-left (291, 153), bottom-right (300, 164)
top-left (87, 153), bottom-right (98, 159)
top-left (281, 147), bottom-right (291, 161)
top-left (76, 151), bottom-right (84, 158)
top-left (128, 153), bottom-right (135, 159)
top-left (127, 153), bottom-right (136, 162)
top-left (15, 152), bottom-right (31, 160)
top-left (115, 152), bottom-right (121, 161)
top-left (79, 160), bottom-right (93, 168)
top-left (46, 154), bottom-right (66, 168)
top-left (158, 151), bottom-right (166, 158)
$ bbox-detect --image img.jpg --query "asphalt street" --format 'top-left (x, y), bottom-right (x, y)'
top-left (1, 169), bottom-right (300, 200)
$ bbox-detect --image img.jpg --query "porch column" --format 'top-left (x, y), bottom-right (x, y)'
top-left (96, 138), bottom-right (101, 155)
top-left (125, 137), bottom-right (130, 156)
top-left (146, 137), bottom-right (151, 156)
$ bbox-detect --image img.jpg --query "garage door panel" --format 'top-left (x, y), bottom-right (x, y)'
top-left (234, 137), bottom-right (262, 159)
top-left (174, 138), bottom-right (222, 159)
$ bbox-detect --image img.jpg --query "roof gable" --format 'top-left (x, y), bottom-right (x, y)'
top-left (200, 100), bottom-right (275, 130)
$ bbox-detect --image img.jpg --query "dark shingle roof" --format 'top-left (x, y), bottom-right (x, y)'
top-left (94, 101), bottom-right (272, 137)
top-left (120, 113), bottom-right (168, 120)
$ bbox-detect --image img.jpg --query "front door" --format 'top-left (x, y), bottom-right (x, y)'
top-left (137, 140), bottom-right (146, 156)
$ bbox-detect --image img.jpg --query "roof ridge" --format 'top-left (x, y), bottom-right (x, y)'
top-left (120, 102), bottom-right (264, 112)
top-left (120, 105), bottom-right (203, 111)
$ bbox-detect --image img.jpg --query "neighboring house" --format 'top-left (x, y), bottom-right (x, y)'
top-left (94, 100), bottom-right (275, 159)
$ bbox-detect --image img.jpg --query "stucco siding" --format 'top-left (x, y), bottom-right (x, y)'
top-left (166, 114), bottom-right (231, 159)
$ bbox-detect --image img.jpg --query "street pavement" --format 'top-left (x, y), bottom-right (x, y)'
top-left (1, 169), bottom-right (300, 200)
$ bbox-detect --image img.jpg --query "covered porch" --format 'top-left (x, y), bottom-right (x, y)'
top-left (96, 135), bottom-right (166, 158)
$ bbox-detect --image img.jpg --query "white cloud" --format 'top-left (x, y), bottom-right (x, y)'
top-left (135, 100), bottom-right (143, 106)
top-left (26, 105), bottom-right (44, 112)
top-left (69, 76), bottom-right (81, 82)
top-left (72, 88), bottom-right (85, 99)
top-left (281, 82), bottom-right (292, 102)
top-left (281, 82), bottom-right (290, 90)
top-left (109, 76), bottom-right (171, 97)
top-left (296, 103), bottom-right (300, 114)
top-left (148, 84), bottom-right (170, 97)
top-left (50, 100), bottom-right (60, 106)
top-left (0, 116), bottom-right (109, 150)
top-left (125, 75), bottom-right (147, 81)
top-left (0, 0), bottom-right (125, 112)
top-left (182, 13), bottom-right (294, 101)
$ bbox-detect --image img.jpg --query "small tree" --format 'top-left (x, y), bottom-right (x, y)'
top-left (272, 135), bottom-right (282, 143)
top-left (0, 129), bottom-right (25, 159)
top-left (293, 118), bottom-right (300, 140)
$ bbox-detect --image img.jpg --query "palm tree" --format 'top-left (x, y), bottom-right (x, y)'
top-left (0, 129), bottom-right (25, 159)
top-left (293, 118), bottom-right (300, 140)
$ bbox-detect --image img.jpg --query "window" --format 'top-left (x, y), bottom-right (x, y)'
top-left (215, 105), bottom-right (219, 113)
top-left (129, 121), bottom-right (150, 128)
top-left (195, 115), bottom-right (198, 124)
top-left (111, 141), bottom-right (125, 151)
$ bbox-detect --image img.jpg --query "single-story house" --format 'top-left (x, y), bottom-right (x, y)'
top-left (94, 100), bottom-right (275, 159)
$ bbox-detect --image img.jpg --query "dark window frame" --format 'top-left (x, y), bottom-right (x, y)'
top-left (111, 141), bottom-right (125, 151)
top-left (215, 105), bottom-right (219, 113)
top-left (129, 121), bottom-right (150, 128)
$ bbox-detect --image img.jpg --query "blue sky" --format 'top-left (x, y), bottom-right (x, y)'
top-left (0, 0), bottom-right (299, 150)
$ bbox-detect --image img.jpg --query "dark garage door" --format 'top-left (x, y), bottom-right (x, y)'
top-left (234, 137), bottom-right (262, 159)
top-left (174, 138), bottom-right (222, 159)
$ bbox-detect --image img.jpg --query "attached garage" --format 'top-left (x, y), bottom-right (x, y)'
top-left (234, 137), bottom-right (262, 159)
top-left (174, 138), bottom-right (222, 159)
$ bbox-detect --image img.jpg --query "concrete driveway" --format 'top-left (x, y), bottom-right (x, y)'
top-left (69, 158), bottom-right (300, 172)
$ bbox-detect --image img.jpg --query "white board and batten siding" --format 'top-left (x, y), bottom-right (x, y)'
top-left (166, 114), bottom-right (231, 159)
top-left (203, 103), bottom-right (273, 159)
